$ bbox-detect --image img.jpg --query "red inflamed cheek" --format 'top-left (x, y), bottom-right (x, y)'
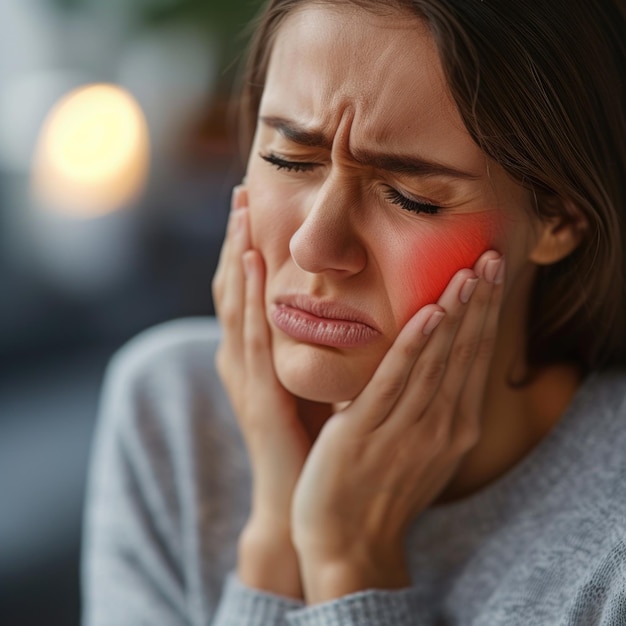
top-left (403, 211), bottom-right (503, 310)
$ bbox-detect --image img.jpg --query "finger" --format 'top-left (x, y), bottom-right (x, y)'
top-left (380, 250), bottom-right (500, 435)
top-left (212, 185), bottom-right (247, 301)
top-left (340, 303), bottom-right (446, 432)
top-left (242, 249), bottom-right (276, 392)
top-left (424, 253), bottom-right (502, 419)
top-left (220, 209), bottom-right (252, 360)
top-left (455, 257), bottom-right (505, 429)
top-left (472, 249), bottom-right (502, 283)
top-left (214, 186), bottom-right (249, 306)
top-left (341, 267), bottom-right (479, 432)
top-left (381, 268), bottom-right (479, 424)
top-left (384, 254), bottom-right (504, 456)
top-left (212, 185), bottom-right (248, 306)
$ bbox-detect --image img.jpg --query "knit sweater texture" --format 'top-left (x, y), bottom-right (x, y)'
top-left (81, 317), bottom-right (626, 625)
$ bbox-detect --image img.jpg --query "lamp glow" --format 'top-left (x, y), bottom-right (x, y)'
top-left (31, 84), bottom-right (150, 217)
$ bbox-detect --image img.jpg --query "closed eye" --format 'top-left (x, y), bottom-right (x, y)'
top-left (384, 188), bottom-right (441, 215)
top-left (261, 152), bottom-right (441, 215)
top-left (260, 152), bottom-right (318, 173)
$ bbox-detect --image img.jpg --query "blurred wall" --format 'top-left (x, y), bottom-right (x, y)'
top-left (0, 1), bottom-right (258, 624)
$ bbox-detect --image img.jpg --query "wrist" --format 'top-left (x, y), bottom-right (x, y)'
top-left (237, 520), bottom-right (304, 600)
top-left (297, 546), bottom-right (411, 605)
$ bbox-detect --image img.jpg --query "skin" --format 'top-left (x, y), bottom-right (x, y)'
top-left (212, 4), bottom-right (584, 605)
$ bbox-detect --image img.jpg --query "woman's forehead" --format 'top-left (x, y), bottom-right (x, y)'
top-left (260, 4), bottom-right (483, 170)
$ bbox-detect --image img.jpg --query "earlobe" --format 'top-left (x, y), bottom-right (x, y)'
top-left (528, 197), bottom-right (588, 266)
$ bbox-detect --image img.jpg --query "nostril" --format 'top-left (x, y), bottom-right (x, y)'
top-left (289, 222), bottom-right (366, 275)
top-left (289, 227), bottom-right (319, 272)
top-left (288, 178), bottom-right (367, 275)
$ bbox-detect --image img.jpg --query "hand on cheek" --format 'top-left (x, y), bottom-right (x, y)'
top-left (291, 248), bottom-right (505, 605)
top-left (216, 182), bottom-right (506, 604)
top-left (212, 185), bottom-right (331, 599)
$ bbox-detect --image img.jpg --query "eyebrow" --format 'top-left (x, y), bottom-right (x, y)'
top-left (260, 116), bottom-right (481, 180)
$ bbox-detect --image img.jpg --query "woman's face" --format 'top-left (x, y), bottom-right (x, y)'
top-left (245, 4), bottom-right (539, 403)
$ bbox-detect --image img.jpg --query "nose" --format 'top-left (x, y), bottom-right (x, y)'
top-left (289, 175), bottom-right (367, 276)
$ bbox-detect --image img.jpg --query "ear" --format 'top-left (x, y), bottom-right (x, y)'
top-left (529, 196), bottom-right (588, 265)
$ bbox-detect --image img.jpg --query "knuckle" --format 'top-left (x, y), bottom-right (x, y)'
top-left (452, 339), bottom-right (478, 364)
top-left (211, 276), bottom-right (223, 303)
top-left (454, 424), bottom-right (481, 453)
top-left (418, 359), bottom-right (447, 383)
top-left (435, 388), bottom-right (457, 415)
top-left (378, 375), bottom-right (406, 403)
top-left (220, 304), bottom-right (240, 328)
top-left (244, 280), bottom-right (257, 305)
top-left (397, 336), bottom-right (421, 360)
top-left (245, 330), bottom-right (266, 354)
top-left (427, 420), bottom-right (451, 453)
top-left (476, 335), bottom-right (496, 360)
top-left (470, 285), bottom-right (490, 308)
top-left (447, 307), bottom-right (466, 327)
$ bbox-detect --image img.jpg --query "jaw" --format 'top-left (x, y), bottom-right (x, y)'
top-left (272, 337), bottom-right (384, 403)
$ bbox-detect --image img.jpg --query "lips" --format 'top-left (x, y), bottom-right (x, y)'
top-left (270, 294), bottom-right (381, 348)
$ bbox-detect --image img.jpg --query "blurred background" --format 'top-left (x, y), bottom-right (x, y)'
top-left (0, 0), bottom-right (259, 623)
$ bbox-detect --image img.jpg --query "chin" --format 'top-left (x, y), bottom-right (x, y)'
top-left (272, 342), bottom-right (374, 404)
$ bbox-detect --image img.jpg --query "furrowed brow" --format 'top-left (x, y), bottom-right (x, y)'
top-left (260, 115), bottom-right (480, 180)
top-left (260, 116), bottom-right (333, 149)
top-left (351, 148), bottom-right (481, 180)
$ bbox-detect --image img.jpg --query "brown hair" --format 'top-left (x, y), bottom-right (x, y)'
top-left (239, 0), bottom-right (626, 376)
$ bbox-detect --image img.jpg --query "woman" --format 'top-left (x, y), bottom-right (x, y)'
top-left (81, 0), bottom-right (626, 624)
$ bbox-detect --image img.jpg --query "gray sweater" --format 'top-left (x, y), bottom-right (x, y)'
top-left (81, 317), bottom-right (626, 625)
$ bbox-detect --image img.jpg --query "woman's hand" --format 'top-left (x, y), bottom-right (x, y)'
top-left (213, 185), bottom-right (504, 603)
top-left (212, 186), bottom-right (331, 599)
top-left (290, 252), bottom-right (505, 604)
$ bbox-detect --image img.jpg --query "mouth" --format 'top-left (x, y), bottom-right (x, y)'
top-left (270, 294), bottom-right (381, 348)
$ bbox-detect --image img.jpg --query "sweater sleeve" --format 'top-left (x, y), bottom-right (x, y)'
top-left (285, 587), bottom-right (430, 626)
top-left (211, 572), bottom-right (304, 625)
top-left (212, 574), bottom-right (432, 626)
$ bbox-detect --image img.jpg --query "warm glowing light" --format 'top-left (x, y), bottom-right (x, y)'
top-left (31, 84), bottom-right (150, 217)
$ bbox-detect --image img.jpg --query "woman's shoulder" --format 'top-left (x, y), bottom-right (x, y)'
top-left (107, 316), bottom-right (223, 382)
top-left (567, 367), bottom-right (626, 534)
top-left (576, 368), bottom-right (626, 464)
top-left (104, 316), bottom-right (225, 405)
top-left (84, 318), bottom-right (250, 622)
top-left (587, 366), bottom-right (626, 407)
top-left (98, 316), bottom-right (237, 451)
top-left (91, 315), bottom-right (247, 523)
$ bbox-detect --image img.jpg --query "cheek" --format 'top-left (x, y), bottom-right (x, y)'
top-left (246, 174), bottom-right (295, 257)
top-left (387, 212), bottom-right (503, 323)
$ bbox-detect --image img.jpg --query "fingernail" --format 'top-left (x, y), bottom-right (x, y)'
top-left (494, 258), bottom-right (505, 284)
top-left (484, 258), bottom-right (500, 283)
top-left (484, 258), bottom-right (501, 284)
top-left (423, 311), bottom-right (445, 336)
top-left (459, 278), bottom-right (479, 304)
